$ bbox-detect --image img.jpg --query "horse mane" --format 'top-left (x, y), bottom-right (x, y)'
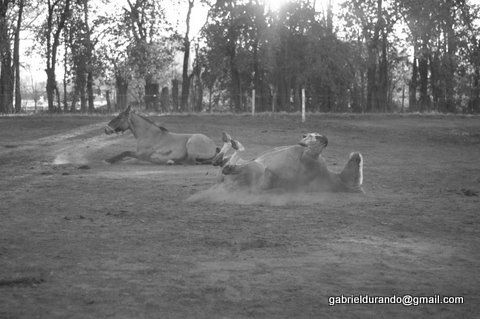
top-left (133, 111), bottom-right (168, 132)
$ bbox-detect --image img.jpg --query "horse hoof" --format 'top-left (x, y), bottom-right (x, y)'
top-left (166, 160), bottom-right (175, 165)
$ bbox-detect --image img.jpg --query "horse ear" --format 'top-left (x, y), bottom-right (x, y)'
top-left (302, 133), bottom-right (307, 138)
top-left (315, 134), bottom-right (328, 146)
top-left (222, 132), bottom-right (232, 142)
top-left (237, 141), bottom-right (245, 151)
top-left (231, 139), bottom-right (245, 151)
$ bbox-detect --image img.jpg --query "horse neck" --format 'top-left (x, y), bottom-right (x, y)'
top-left (128, 112), bottom-right (165, 138)
top-left (304, 145), bottom-right (321, 158)
top-left (228, 151), bottom-right (245, 166)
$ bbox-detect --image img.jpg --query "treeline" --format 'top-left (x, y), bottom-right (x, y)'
top-left (198, 0), bottom-right (480, 113)
top-left (0, 0), bottom-right (479, 114)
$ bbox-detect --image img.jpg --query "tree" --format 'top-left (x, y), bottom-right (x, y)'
top-left (197, 41), bottom-right (224, 112)
top-left (67, 0), bottom-right (97, 112)
top-left (396, 0), bottom-right (475, 112)
top-left (122, 0), bottom-right (175, 110)
top-left (201, 0), bottom-right (270, 112)
top-left (42, 0), bottom-right (71, 112)
top-left (95, 12), bottom-right (130, 111)
top-left (202, 0), bottom-right (245, 111)
top-left (345, 0), bottom-right (388, 112)
top-left (195, 0), bottom-right (480, 114)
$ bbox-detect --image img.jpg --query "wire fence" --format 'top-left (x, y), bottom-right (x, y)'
top-left (2, 90), bottom-right (478, 115)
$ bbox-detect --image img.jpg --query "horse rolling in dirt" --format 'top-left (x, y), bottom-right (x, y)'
top-left (212, 132), bottom-right (363, 193)
top-left (104, 106), bottom-right (218, 164)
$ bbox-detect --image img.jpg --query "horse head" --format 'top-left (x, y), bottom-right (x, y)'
top-left (105, 105), bottom-right (132, 135)
top-left (298, 132), bottom-right (328, 156)
top-left (212, 131), bottom-right (245, 167)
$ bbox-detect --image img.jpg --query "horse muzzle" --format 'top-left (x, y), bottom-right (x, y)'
top-left (212, 153), bottom-right (224, 166)
top-left (104, 125), bottom-right (116, 135)
top-left (319, 135), bottom-right (328, 147)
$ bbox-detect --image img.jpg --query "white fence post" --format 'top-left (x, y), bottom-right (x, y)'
top-left (252, 89), bottom-right (256, 116)
top-left (301, 88), bottom-right (306, 123)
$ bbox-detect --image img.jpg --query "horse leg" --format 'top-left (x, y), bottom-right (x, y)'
top-left (224, 162), bottom-right (266, 190)
top-left (338, 152), bottom-right (364, 192)
top-left (149, 149), bottom-right (179, 165)
top-left (259, 168), bottom-right (275, 190)
top-left (194, 147), bottom-right (221, 164)
top-left (183, 155), bottom-right (197, 165)
top-left (222, 164), bottom-right (243, 175)
top-left (195, 157), bottom-right (216, 165)
top-left (106, 151), bottom-right (137, 164)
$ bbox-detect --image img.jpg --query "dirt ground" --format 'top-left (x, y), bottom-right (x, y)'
top-left (0, 113), bottom-right (479, 318)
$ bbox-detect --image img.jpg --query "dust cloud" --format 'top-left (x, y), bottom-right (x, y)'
top-left (187, 182), bottom-right (336, 206)
top-left (53, 134), bottom-right (118, 165)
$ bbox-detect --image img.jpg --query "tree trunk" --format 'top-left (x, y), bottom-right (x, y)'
top-left (293, 80), bottom-right (300, 112)
top-left (252, 30), bottom-right (260, 112)
top-left (195, 76), bottom-right (203, 112)
top-left (230, 58), bottom-right (241, 112)
top-left (105, 90), bottom-right (111, 111)
top-left (364, 0), bottom-right (382, 112)
top-left (181, 0), bottom-right (194, 111)
top-left (84, 0), bottom-right (94, 113)
top-left (160, 86), bottom-right (169, 112)
top-left (63, 28), bottom-right (68, 112)
top-left (115, 73), bottom-right (128, 110)
top-left (208, 87), bottom-right (213, 112)
top-left (87, 70), bottom-right (94, 112)
top-left (271, 85), bottom-right (277, 113)
top-left (444, 8), bottom-right (456, 113)
top-left (55, 85), bottom-right (61, 112)
top-left (0, 0), bottom-right (13, 114)
top-left (188, 73), bottom-right (195, 112)
top-left (79, 73), bottom-right (87, 112)
top-left (171, 78), bottom-right (179, 112)
top-left (0, 57), bottom-right (13, 113)
top-left (145, 79), bottom-right (159, 111)
top-left (226, 1), bottom-right (240, 112)
top-left (46, 68), bottom-right (57, 112)
top-left (366, 48), bottom-right (377, 112)
top-left (70, 89), bottom-right (78, 112)
top-left (377, 28), bottom-right (388, 112)
top-left (418, 37), bottom-right (430, 112)
top-left (326, 0), bottom-right (333, 35)
top-left (351, 72), bottom-right (361, 113)
top-left (63, 65), bottom-right (68, 112)
top-left (13, 0), bottom-right (24, 113)
top-left (469, 67), bottom-right (480, 113)
top-left (409, 43), bottom-right (418, 112)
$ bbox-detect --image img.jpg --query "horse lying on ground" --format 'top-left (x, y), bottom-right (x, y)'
top-left (104, 106), bottom-right (218, 164)
top-left (212, 132), bottom-right (363, 193)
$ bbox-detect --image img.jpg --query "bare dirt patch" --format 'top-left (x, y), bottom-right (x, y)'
top-left (1, 113), bottom-right (479, 318)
